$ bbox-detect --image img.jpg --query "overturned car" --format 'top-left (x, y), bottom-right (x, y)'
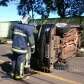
top-left (31, 23), bottom-right (82, 72)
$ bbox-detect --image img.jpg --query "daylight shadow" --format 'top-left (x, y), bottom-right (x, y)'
top-left (0, 61), bottom-right (12, 74)
top-left (2, 53), bottom-right (13, 60)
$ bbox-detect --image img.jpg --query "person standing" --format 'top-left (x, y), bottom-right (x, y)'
top-left (11, 16), bottom-right (35, 80)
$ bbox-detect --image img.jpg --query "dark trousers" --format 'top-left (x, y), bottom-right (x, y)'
top-left (11, 52), bottom-right (25, 76)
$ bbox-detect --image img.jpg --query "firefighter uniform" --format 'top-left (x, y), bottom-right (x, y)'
top-left (24, 25), bottom-right (37, 74)
top-left (24, 45), bottom-right (31, 69)
top-left (12, 23), bottom-right (35, 80)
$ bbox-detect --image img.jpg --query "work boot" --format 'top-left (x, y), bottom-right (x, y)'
top-left (11, 71), bottom-right (24, 80)
top-left (24, 68), bottom-right (37, 75)
top-left (9, 73), bottom-right (14, 78)
top-left (13, 74), bottom-right (24, 80)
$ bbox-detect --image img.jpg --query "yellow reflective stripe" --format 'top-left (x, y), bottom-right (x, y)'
top-left (24, 65), bottom-right (30, 68)
top-left (20, 62), bottom-right (24, 76)
top-left (14, 31), bottom-right (26, 37)
top-left (27, 43), bottom-right (29, 46)
top-left (31, 45), bottom-right (35, 48)
top-left (12, 48), bottom-right (27, 53)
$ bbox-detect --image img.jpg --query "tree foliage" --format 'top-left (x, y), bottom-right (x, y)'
top-left (17, 0), bottom-right (48, 18)
top-left (0, 0), bottom-right (84, 18)
top-left (65, 0), bottom-right (84, 17)
top-left (44, 0), bottom-right (84, 17)
top-left (0, 0), bottom-right (10, 6)
top-left (17, 0), bottom-right (34, 17)
top-left (55, 0), bottom-right (65, 17)
top-left (53, 0), bottom-right (84, 17)
top-left (34, 0), bottom-right (48, 18)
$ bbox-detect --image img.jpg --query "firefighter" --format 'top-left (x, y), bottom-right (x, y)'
top-left (11, 16), bottom-right (35, 80)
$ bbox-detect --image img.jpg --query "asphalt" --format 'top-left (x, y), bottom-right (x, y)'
top-left (0, 44), bottom-right (84, 84)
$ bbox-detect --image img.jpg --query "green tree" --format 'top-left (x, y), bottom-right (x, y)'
top-left (56, 0), bottom-right (65, 18)
top-left (0, 0), bottom-right (84, 18)
top-left (0, 0), bottom-right (10, 6)
top-left (17, 0), bottom-right (34, 17)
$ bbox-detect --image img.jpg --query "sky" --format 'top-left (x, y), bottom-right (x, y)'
top-left (0, 2), bottom-right (59, 22)
top-left (0, 4), bottom-right (20, 21)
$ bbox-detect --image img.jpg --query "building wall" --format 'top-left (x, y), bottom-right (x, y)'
top-left (0, 22), bottom-right (11, 38)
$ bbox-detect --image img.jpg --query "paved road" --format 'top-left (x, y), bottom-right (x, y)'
top-left (0, 44), bottom-right (84, 84)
